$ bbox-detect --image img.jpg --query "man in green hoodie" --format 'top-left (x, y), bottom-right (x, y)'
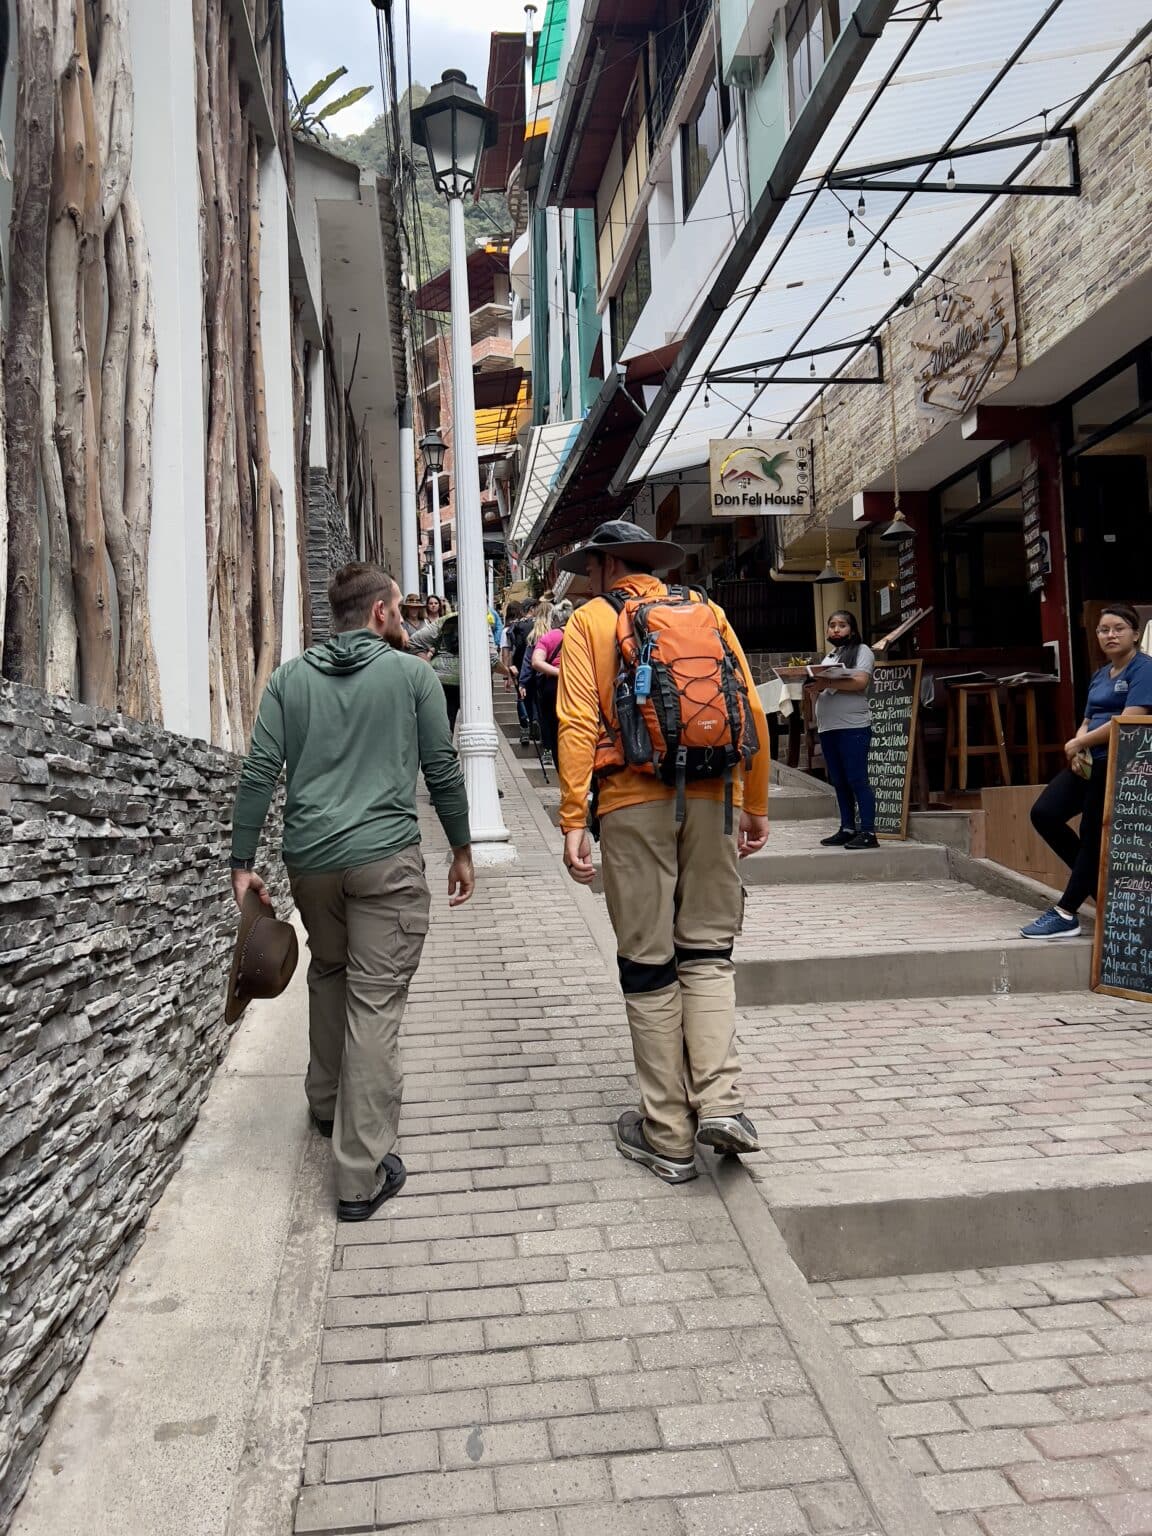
top-left (230, 563), bottom-right (474, 1221)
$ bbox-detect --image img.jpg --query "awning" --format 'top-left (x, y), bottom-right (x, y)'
top-left (508, 418), bottom-right (583, 546)
top-left (516, 372), bottom-right (647, 558)
top-left (479, 33), bottom-right (527, 196)
top-left (615, 0), bottom-right (1152, 489)
top-left (514, 344), bottom-right (683, 557)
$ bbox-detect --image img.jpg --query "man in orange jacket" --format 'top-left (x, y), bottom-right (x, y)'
top-left (556, 522), bottom-right (770, 1184)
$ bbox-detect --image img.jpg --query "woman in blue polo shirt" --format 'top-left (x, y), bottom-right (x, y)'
top-left (1022, 602), bottom-right (1152, 939)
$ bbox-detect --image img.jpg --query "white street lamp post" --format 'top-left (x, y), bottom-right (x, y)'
top-left (413, 72), bottom-right (510, 848)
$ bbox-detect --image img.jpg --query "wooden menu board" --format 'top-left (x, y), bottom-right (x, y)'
top-left (1092, 716), bottom-right (1152, 1002)
top-left (868, 660), bottom-right (922, 840)
top-left (1021, 460), bottom-right (1048, 596)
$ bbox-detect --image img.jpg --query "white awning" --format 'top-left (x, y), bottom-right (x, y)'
top-left (626, 0), bottom-right (1151, 484)
top-left (509, 419), bottom-right (583, 546)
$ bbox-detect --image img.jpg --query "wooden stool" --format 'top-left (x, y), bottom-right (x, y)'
top-left (944, 682), bottom-right (1012, 791)
top-left (1004, 679), bottom-right (1064, 786)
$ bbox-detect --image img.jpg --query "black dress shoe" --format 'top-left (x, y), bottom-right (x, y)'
top-left (310, 1109), bottom-right (334, 1138)
top-left (338, 1154), bottom-right (407, 1222)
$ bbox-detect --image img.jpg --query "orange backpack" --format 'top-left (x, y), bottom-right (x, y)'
top-left (594, 586), bottom-right (760, 830)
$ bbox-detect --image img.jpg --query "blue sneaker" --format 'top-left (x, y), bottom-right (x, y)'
top-left (1020, 907), bottom-right (1080, 940)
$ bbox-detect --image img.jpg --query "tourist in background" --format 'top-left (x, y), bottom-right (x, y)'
top-left (530, 600), bottom-right (573, 769)
top-left (1022, 601), bottom-right (1152, 940)
top-left (808, 609), bottom-right (877, 851)
top-left (400, 593), bottom-right (426, 647)
top-left (408, 608), bottom-right (499, 733)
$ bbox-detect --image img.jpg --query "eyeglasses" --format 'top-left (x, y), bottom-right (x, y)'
top-left (1096, 626), bottom-right (1132, 637)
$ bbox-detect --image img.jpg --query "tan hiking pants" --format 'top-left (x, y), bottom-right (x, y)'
top-left (288, 844), bottom-right (430, 1201)
top-left (599, 797), bottom-right (746, 1159)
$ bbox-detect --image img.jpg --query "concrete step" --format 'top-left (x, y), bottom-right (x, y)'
top-left (735, 937), bottom-right (1090, 1005)
top-left (735, 878), bottom-right (1089, 1004)
top-left (741, 841), bottom-right (951, 885)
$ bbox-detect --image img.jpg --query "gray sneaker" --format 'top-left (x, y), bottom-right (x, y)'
top-left (615, 1110), bottom-right (698, 1183)
top-left (697, 1113), bottom-right (760, 1155)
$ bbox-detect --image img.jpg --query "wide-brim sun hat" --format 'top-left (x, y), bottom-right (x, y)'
top-left (401, 593), bottom-right (425, 610)
top-left (556, 520), bottom-right (684, 576)
top-left (224, 888), bottom-right (300, 1025)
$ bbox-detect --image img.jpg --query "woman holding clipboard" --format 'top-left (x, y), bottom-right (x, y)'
top-left (1022, 602), bottom-right (1152, 940)
top-left (808, 610), bottom-right (878, 850)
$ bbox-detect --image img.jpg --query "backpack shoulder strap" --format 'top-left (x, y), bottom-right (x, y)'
top-left (600, 590), bottom-right (628, 615)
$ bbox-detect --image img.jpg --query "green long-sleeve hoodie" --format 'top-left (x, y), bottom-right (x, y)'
top-left (231, 630), bottom-right (471, 872)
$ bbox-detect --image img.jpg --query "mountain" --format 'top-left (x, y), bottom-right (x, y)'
top-left (338, 87), bottom-right (509, 286)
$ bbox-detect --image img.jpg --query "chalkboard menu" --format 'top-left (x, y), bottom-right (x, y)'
top-left (1092, 717), bottom-right (1152, 1002)
top-left (898, 541), bottom-right (918, 618)
top-left (868, 660), bottom-right (922, 840)
top-left (1021, 461), bottom-right (1048, 595)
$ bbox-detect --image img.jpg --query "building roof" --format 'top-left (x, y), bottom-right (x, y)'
top-left (479, 32), bottom-right (528, 195)
top-left (413, 244), bottom-right (510, 314)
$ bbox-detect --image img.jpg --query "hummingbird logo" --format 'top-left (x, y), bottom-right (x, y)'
top-left (718, 447), bottom-right (792, 489)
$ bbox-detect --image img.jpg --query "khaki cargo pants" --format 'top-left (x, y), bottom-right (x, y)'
top-left (288, 844), bottom-right (430, 1201)
top-left (599, 797), bottom-right (746, 1160)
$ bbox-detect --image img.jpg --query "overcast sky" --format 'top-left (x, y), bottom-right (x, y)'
top-left (284, 0), bottom-right (533, 138)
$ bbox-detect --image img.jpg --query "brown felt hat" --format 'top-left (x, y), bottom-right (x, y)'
top-left (224, 888), bottom-right (299, 1025)
top-left (401, 593), bottom-right (425, 610)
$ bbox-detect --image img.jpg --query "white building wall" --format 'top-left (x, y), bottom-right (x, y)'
top-left (128, 0), bottom-right (210, 739)
top-left (622, 119), bottom-right (745, 363)
top-left (259, 151), bottom-right (302, 662)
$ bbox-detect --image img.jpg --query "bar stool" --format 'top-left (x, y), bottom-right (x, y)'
top-left (944, 682), bottom-right (1012, 792)
top-left (1004, 678), bottom-right (1064, 785)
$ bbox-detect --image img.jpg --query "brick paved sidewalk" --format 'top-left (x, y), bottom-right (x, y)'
top-left (817, 1253), bottom-right (1152, 1536)
top-left (293, 766), bottom-right (884, 1536)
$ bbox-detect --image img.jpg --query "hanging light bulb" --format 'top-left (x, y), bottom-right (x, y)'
top-left (704, 387), bottom-right (711, 408)
top-left (746, 415), bottom-right (753, 435)
top-left (846, 215), bottom-right (856, 247)
top-left (857, 191), bottom-right (866, 216)
top-left (933, 292), bottom-right (941, 321)
top-left (809, 356), bottom-right (817, 377)
top-left (1040, 110), bottom-right (1050, 150)
top-left (946, 160), bottom-right (956, 191)
top-left (882, 244), bottom-right (892, 276)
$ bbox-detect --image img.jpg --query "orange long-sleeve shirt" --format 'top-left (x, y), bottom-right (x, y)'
top-left (556, 573), bottom-right (771, 833)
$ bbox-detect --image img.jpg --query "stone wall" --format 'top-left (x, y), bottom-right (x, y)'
top-left (307, 468), bottom-right (357, 643)
top-left (782, 62), bottom-right (1152, 544)
top-left (0, 683), bottom-right (289, 1529)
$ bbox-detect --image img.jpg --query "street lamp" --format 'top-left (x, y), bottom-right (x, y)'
top-left (420, 427), bottom-right (448, 599)
top-left (412, 71), bottom-right (509, 848)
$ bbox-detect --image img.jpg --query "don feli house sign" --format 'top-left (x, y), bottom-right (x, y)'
top-left (710, 438), bottom-right (812, 515)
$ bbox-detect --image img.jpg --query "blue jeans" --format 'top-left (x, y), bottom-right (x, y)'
top-left (820, 727), bottom-right (875, 834)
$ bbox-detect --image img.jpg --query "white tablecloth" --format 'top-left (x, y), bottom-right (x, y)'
top-left (757, 679), bottom-right (805, 719)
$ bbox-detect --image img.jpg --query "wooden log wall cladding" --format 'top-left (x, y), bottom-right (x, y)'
top-left (2, 0), bottom-right (160, 720)
top-left (196, 0), bottom-right (296, 751)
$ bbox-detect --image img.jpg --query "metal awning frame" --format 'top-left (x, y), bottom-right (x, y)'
top-left (826, 128), bottom-right (1081, 198)
top-left (613, 1), bottom-right (1152, 490)
top-left (710, 338), bottom-right (885, 388)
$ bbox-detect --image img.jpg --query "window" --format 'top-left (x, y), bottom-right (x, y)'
top-left (681, 77), bottom-right (732, 216)
top-left (610, 231), bottom-right (652, 358)
top-left (785, 0), bottom-right (840, 118)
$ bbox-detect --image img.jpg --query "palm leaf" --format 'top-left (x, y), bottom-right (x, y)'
top-left (316, 85), bottom-right (374, 123)
top-left (296, 67), bottom-right (348, 114)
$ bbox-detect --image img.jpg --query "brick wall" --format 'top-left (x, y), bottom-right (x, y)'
top-left (783, 64), bottom-right (1152, 546)
top-left (0, 683), bottom-right (289, 1529)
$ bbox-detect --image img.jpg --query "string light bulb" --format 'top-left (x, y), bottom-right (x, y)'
top-left (809, 356), bottom-right (817, 377)
top-left (846, 215), bottom-right (856, 247)
top-left (946, 160), bottom-right (956, 191)
top-left (857, 192), bottom-right (866, 216)
top-left (746, 415), bottom-right (753, 435)
top-left (882, 244), bottom-right (892, 276)
top-left (1040, 110), bottom-right (1050, 150)
top-left (704, 387), bottom-right (711, 408)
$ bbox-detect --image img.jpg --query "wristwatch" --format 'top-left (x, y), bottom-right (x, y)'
top-left (230, 856), bottom-right (255, 871)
